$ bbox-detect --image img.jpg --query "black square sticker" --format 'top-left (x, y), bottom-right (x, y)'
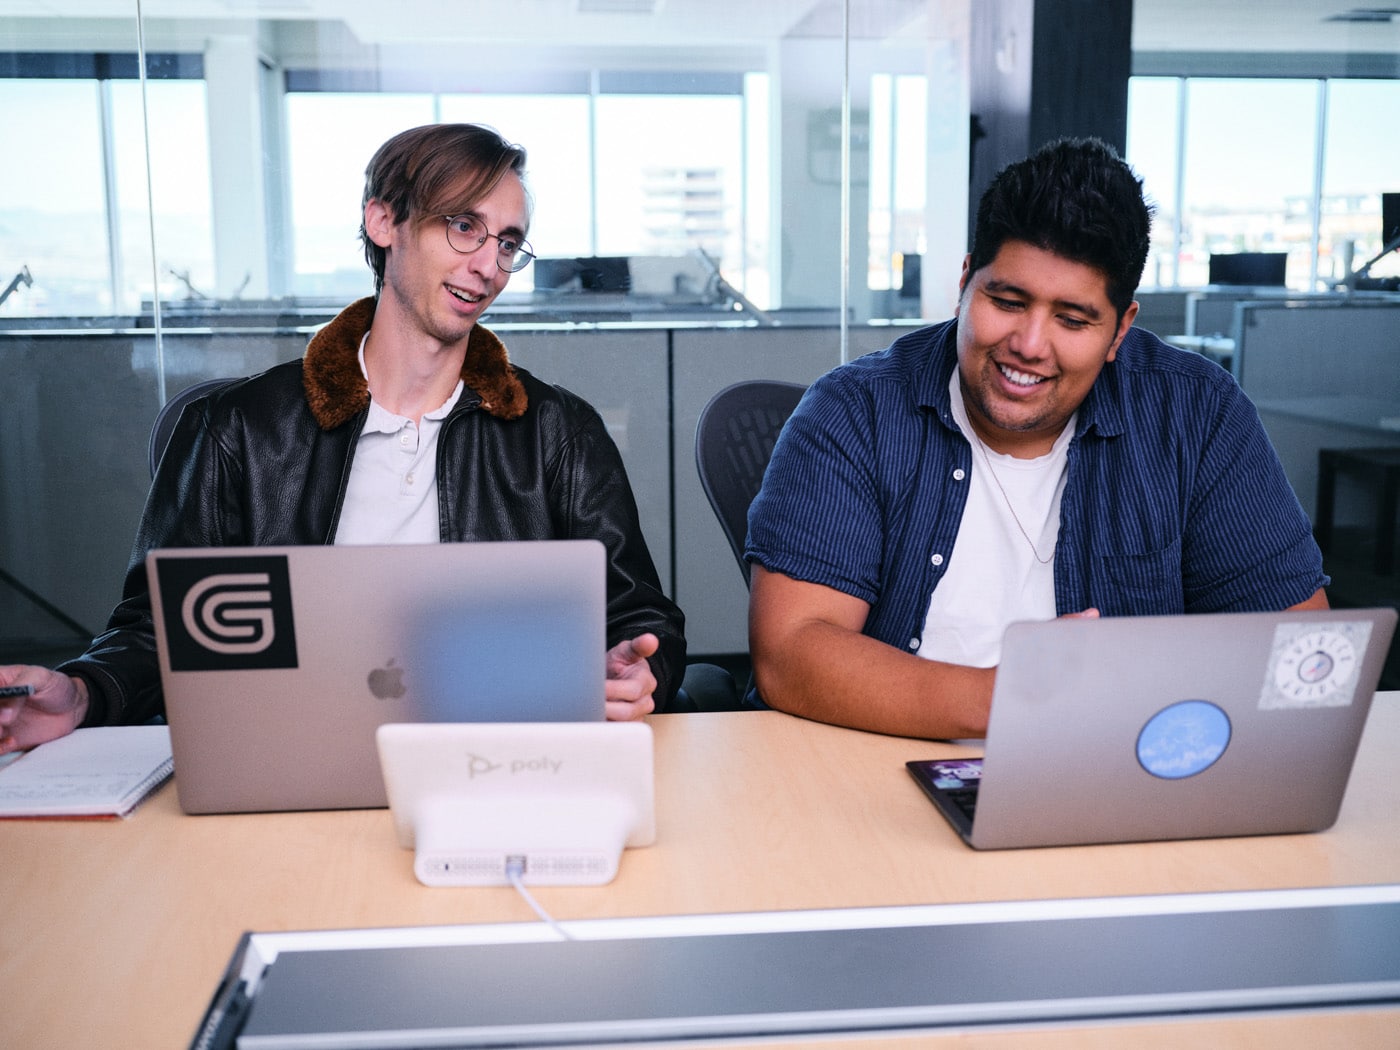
top-left (155, 555), bottom-right (299, 671)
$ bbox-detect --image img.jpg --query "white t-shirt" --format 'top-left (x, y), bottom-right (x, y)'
top-left (917, 373), bottom-right (1074, 667)
top-left (334, 334), bottom-right (464, 546)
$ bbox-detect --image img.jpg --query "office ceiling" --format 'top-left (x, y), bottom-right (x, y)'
top-left (2, 0), bottom-right (1398, 54)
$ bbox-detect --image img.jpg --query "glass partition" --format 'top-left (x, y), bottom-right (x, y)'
top-left (2, 2), bottom-right (1396, 663)
top-left (3, 2), bottom-right (909, 660)
top-left (1321, 79), bottom-right (1400, 286)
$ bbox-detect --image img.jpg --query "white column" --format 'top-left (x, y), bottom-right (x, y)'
top-left (923, 0), bottom-right (972, 320)
top-left (203, 33), bottom-right (270, 299)
top-left (774, 37), bottom-right (846, 314)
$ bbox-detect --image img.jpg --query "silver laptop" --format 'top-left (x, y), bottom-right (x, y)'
top-left (147, 540), bottom-right (606, 815)
top-left (908, 607), bottom-right (1397, 850)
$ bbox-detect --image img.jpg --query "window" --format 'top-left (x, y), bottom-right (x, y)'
top-left (1179, 79), bottom-right (1319, 289)
top-left (1126, 73), bottom-right (1400, 291)
top-left (439, 94), bottom-right (594, 263)
top-left (284, 93), bottom-right (435, 300)
top-left (281, 82), bottom-right (765, 303)
top-left (1125, 76), bottom-right (1182, 289)
top-left (0, 79), bottom-right (107, 316)
top-left (868, 73), bottom-right (927, 305)
top-left (1321, 79), bottom-right (1400, 284)
top-left (111, 79), bottom-right (214, 309)
top-left (594, 92), bottom-right (753, 297)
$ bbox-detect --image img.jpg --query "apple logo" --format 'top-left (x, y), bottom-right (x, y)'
top-left (367, 659), bottom-right (407, 699)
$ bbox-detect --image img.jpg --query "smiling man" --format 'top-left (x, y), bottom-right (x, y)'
top-left (746, 138), bottom-right (1327, 740)
top-left (0, 124), bottom-right (686, 753)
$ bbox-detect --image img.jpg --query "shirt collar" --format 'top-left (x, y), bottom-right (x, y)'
top-left (357, 329), bottom-right (466, 432)
top-left (913, 320), bottom-right (962, 430)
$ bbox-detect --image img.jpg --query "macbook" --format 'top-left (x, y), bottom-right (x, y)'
top-left (147, 540), bottom-right (606, 814)
top-left (907, 606), bottom-right (1397, 849)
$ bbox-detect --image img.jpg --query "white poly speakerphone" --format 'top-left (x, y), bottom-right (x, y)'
top-left (376, 722), bottom-right (655, 886)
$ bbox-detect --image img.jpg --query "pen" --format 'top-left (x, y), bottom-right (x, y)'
top-left (0, 684), bottom-right (35, 699)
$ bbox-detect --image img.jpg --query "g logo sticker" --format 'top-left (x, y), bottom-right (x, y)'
top-left (156, 555), bottom-right (299, 671)
top-left (182, 573), bottom-right (275, 653)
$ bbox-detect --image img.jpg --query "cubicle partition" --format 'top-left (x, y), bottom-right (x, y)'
top-left (1229, 298), bottom-right (1400, 516)
top-left (467, 322), bottom-right (905, 654)
top-left (1183, 289), bottom-right (1341, 341)
top-left (501, 328), bottom-right (675, 594)
top-left (1231, 299), bottom-right (1400, 682)
top-left (0, 327), bottom-right (308, 656)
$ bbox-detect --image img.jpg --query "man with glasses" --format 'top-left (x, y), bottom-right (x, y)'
top-left (0, 123), bottom-right (685, 754)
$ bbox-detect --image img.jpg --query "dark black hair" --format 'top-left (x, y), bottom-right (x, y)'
top-left (967, 137), bottom-right (1153, 319)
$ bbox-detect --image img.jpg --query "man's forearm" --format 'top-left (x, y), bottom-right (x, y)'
top-left (751, 619), bottom-right (993, 740)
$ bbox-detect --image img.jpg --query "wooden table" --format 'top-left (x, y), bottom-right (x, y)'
top-left (4, 695), bottom-right (1399, 1050)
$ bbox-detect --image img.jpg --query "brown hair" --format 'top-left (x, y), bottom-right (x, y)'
top-left (360, 123), bottom-right (529, 294)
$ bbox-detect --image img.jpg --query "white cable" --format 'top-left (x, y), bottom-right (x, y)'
top-left (505, 860), bottom-right (575, 941)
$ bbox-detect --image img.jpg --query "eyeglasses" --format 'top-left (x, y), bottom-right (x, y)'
top-left (441, 214), bottom-right (535, 273)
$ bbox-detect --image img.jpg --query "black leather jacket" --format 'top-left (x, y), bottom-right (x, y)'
top-left (63, 298), bottom-right (686, 724)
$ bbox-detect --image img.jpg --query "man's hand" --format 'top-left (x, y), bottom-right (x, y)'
top-left (0, 667), bottom-right (89, 754)
top-left (604, 634), bottom-right (659, 721)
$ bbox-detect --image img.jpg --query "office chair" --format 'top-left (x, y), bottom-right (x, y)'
top-left (694, 379), bottom-right (807, 587)
top-left (148, 378), bottom-right (236, 478)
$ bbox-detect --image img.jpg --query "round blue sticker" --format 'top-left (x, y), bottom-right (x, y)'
top-left (1136, 700), bottom-right (1232, 779)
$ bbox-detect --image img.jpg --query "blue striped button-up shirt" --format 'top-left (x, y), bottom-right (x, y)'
top-left (746, 320), bottom-right (1327, 657)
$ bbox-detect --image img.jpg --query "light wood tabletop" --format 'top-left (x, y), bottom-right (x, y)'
top-left (3, 694), bottom-right (1398, 1050)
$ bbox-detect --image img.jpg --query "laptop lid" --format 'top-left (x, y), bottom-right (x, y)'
top-left (915, 607), bottom-right (1396, 850)
top-left (147, 540), bottom-right (606, 815)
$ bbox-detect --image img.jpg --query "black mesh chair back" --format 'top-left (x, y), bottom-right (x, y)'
top-left (148, 378), bottom-right (237, 478)
top-left (694, 380), bottom-right (807, 587)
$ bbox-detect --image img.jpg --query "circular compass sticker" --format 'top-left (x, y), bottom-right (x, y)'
top-left (1260, 621), bottom-right (1371, 710)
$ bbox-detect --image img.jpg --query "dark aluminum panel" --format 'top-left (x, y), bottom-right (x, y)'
top-left (234, 900), bottom-right (1400, 1049)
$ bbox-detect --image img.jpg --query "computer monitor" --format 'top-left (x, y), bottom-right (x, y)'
top-left (577, 256), bottom-right (631, 292)
top-left (1208, 252), bottom-right (1288, 287)
top-left (899, 253), bottom-right (921, 300)
top-left (1382, 192), bottom-right (1400, 245)
top-left (531, 256), bottom-right (631, 293)
top-left (532, 257), bottom-right (581, 292)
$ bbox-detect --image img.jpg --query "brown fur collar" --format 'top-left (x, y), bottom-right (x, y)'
top-left (301, 296), bottom-right (527, 430)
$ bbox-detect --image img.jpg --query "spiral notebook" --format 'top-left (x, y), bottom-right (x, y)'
top-left (0, 725), bottom-right (173, 819)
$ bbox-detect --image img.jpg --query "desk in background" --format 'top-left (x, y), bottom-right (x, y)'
top-left (3, 699), bottom-right (1399, 1050)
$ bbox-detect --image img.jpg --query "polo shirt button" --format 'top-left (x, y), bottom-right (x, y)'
top-left (952, 468), bottom-right (965, 481)
top-left (908, 638), bottom-right (919, 649)
top-left (931, 553), bottom-right (944, 566)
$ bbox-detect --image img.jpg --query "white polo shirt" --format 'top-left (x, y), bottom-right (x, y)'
top-left (334, 334), bottom-right (464, 545)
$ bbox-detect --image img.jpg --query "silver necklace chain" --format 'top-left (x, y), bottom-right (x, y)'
top-left (969, 432), bottom-right (1057, 565)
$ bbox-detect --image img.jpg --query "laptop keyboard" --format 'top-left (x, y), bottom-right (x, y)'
top-left (906, 758), bottom-right (984, 835)
top-left (945, 785), bottom-right (978, 821)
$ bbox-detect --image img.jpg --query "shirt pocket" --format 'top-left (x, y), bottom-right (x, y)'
top-left (1095, 534), bottom-right (1185, 615)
